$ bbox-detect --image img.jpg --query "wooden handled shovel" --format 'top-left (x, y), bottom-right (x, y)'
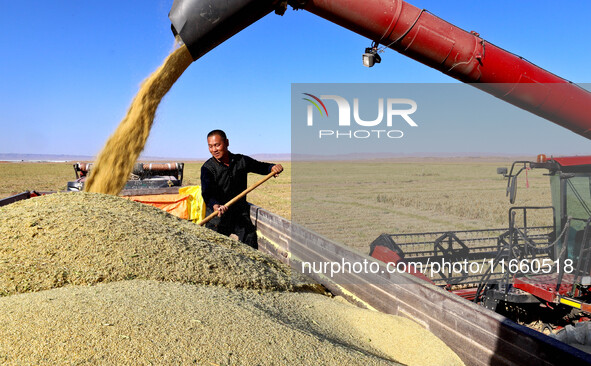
top-left (198, 171), bottom-right (278, 226)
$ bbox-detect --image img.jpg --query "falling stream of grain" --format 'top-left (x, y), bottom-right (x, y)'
top-left (84, 44), bottom-right (193, 194)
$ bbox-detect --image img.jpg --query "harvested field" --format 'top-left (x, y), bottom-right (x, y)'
top-left (0, 162), bottom-right (73, 197)
top-left (292, 159), bottom-right (552, 252)
top-left (0, 192), bottom-right (463, 365)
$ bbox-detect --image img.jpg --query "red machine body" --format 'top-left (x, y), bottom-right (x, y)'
top-left (170, 0), bottom-right (591, 140)
top-left (552, 156), bottom-right (591, 168)
top-left (513, 274), bottom-right (577, 304)
top-left (302, 0), bottom-right (591, 139)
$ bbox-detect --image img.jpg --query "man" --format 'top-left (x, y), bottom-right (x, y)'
top-left (200, 129), bottom-right (283, 249)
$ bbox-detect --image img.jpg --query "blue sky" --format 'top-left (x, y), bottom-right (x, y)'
top-left (1, 0), bottom-right (590, 159)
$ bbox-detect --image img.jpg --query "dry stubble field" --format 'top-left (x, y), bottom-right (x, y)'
top-left (0, 158), bottom-right (551, 253)
top-left (292, 158), bottom-right (552, 252)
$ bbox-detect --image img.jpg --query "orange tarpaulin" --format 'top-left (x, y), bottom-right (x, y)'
top-left (124, 194), bottom-right (189, 219)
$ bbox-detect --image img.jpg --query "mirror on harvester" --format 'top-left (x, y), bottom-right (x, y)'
top-left (508, 175), bottom-right (517, 204)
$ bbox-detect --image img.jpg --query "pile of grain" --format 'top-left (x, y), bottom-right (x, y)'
top-left (0, 280), bottom-right (461, 365)
top-left (0, 192), bottom-right (312, 295)
top-left (0, 193), bottom-right (464, 365)
top-left (0, 21), bottom-right (465, 362)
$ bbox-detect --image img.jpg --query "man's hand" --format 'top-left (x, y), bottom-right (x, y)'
top-left (271, 164), bottom-right (283, 177)
top-left (213, 204), bottom-right (227, 217)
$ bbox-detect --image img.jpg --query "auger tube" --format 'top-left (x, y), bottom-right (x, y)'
top-left (169, 0), bottom-right (591, 139)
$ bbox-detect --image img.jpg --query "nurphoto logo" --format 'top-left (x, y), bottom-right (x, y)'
top-left (303, 93), bottom-right (418, 139)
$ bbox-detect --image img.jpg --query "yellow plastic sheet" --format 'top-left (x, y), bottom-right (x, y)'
top-left (179, 185), bottom-right (206, 223)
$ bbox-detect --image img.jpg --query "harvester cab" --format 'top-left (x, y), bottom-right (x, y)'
top-left (493, 156), bottom-right (591, 314)
top-left (67, 162), bottom-right (185, 192)
top-left (499, 155), bottom-right (591, 264)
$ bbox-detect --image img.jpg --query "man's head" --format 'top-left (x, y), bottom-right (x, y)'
top-left (207, 129), bottom-right (229, 162)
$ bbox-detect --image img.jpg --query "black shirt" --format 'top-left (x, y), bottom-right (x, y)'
top-left (200, 152), bottom-right (274, 213)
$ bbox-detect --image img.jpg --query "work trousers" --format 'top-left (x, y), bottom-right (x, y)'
top-left (205, 207), bottom-right (258, 249)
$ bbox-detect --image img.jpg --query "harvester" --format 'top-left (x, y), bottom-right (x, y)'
top-left (165, 0), bottom-right (591, 363)
top-left (369, 155), bottom-right (591, 326)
